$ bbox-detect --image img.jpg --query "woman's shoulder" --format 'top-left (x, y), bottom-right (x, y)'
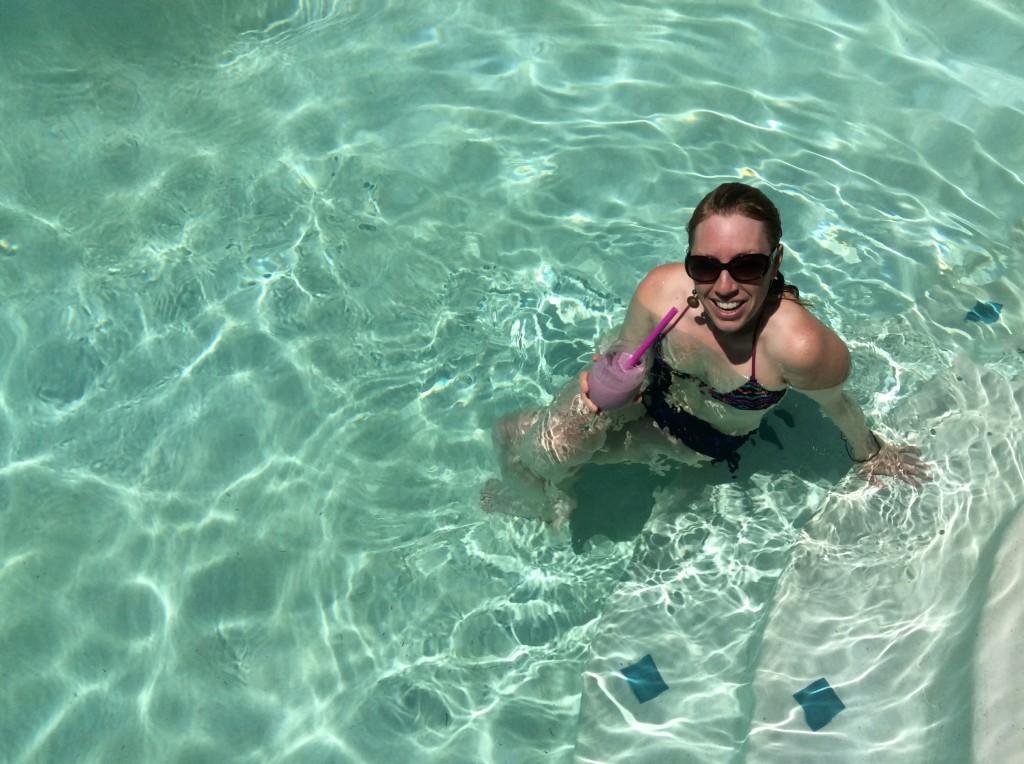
top-left (636, 262), bottom-right (686, 302)
top-left (640, 261), bottom-right (685, 285)
top-left (764, 299), bottom-right (851, 388)
top-left (766, 295), bottom-right (825, 330)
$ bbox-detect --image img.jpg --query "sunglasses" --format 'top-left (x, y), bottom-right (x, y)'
top-left (684, 245), bottom-right (780, 284)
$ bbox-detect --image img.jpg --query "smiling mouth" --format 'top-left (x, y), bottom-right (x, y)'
top-left (713, 299), bottom-right (742, 311)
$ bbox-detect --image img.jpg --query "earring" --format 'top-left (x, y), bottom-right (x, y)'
top-left (687, 289), bottom-right (700, 308)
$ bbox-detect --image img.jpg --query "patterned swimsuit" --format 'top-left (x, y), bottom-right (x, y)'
top-left (641, 304), bottom-right (786, 471)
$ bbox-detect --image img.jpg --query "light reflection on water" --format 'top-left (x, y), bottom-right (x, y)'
top-left (0, 0), bottom-right (1022, 762)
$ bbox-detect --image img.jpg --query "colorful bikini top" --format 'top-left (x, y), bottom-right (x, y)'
top-left (652, 303), bottom-right (787, 412)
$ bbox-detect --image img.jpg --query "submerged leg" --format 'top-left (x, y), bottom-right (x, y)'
top-left (518, 380), bottom-right (614, 479)
top-left (482, 380), bottom-right (616, 527)
top-left (481, 406), bottom-right (550, 519)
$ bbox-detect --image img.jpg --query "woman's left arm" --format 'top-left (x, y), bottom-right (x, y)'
top-left (776, 311), bottom-right (931, 488)
top-left (800, 384), bottom-right (931, 488)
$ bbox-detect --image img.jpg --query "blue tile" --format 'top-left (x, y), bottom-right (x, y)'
top-left (793, 677), bottom-right (845, 731)
top-left (965, 300), bottom-right (1002, 324)
top-left (621, 654), bottom-right (669, 704)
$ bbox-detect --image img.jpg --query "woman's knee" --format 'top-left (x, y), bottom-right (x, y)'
top-left (492, 408), bottom-right (541, 461)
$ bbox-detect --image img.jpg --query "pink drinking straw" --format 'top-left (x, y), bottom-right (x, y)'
top-left (627, 307), bottom-right (678, 367)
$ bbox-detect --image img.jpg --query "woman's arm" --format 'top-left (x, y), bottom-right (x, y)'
top-left (777, 311), bottom-right (930, 487)
top-left (798, 384), bottom-right (878, 459)
top-left (617, 265), bottom-right (675, 347)
top-left (799, 384), bottom-right (930, 488)
top-left (579, 267), bottom-right (669, 412)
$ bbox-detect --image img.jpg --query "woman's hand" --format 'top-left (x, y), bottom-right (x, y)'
top-left (855, 436), bottom-right (931, 488)
top-left (578, 353), bottom-right (601, 414)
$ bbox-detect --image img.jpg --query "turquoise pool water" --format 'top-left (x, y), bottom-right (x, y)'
top-left (1, 1), bottom-right (1022, 762)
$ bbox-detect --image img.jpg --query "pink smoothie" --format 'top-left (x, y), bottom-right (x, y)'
top-left (588, 350), bottom-right (645, 411)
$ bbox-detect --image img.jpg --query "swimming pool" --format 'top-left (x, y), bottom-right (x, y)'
top-left (0, 1), bottom-right (1022, 761)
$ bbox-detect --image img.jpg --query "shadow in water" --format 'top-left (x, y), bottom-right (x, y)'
top-left (569, 390), bottom-right (851, 553)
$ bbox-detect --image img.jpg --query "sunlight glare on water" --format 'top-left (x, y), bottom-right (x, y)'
top-left (0, 0), bottom-right (1022, 762)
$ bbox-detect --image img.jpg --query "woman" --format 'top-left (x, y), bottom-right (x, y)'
top-left (485, 182), bottom-right (929, 526)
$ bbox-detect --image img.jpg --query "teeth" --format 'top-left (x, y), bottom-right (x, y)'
top-left (715, 301), bottom-right (740, 310)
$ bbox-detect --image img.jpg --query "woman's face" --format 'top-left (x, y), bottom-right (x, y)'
top-left (688, 213), bottom-right (781, 334)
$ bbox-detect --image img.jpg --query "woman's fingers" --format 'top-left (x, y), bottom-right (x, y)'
top-left (856, 441), bottom-right (932, 488)
top-left (578, 369), bottom-right (599, 413)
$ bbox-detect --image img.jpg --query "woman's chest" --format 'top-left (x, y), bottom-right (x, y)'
top-left (660, 331), bottom-right (754, 392)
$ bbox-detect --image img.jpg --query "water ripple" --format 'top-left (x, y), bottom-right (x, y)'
top-left (1, 1), bottom-right (1023, 761)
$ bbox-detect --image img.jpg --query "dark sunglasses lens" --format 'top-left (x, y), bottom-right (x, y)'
top-left (686, 253), bottom-right (773, 283)
top-left (730, 254), bottom-right (770, 281)
top-left (685, 257), bottom-right (721, 282)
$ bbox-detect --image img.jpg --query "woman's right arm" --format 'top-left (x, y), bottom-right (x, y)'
top-left (579, 268), bottom-right (663, 411)
top-left (619, 265), bottom-right (674, 347)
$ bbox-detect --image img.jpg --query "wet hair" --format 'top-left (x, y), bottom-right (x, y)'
top-left (686, 181), bottom-right (800, 301)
